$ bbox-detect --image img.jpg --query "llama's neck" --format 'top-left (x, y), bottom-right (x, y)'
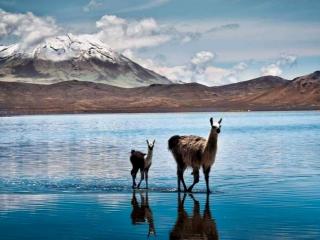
top-left (145, 149), bottom-right (153, 164)
top-left (205, 129), bottom-right (218, 153)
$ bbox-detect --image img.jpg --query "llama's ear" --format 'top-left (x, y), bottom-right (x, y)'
top-left (146, 139), bottom-right (149, 145)
top-left (210, 117), bottom-right (213, 126)
top-left (152, 139), bottom-right (155, 145)
top-left (218, 118), bottom-right (222, 124)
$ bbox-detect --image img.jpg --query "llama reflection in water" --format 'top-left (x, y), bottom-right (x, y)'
top-left (130, 190), bottom-right (156, 238)
top-left (170, 193), bottom-right (219, 240)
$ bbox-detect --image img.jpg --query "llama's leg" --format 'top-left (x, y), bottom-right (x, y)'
top-left (203, 166), bottom-right (212, 193)
top-left (145, 170), bottom-right (149, 189)
top-left (178, 167), bottom-right (187, 192)
top-left (137, 169), bottom-right (145, 189)
top-left (131, 168), bottom-right (138, 189)
top-left (187, 168), bottom-right (199, 192)
top-left (177, 168), bottom-right (181, 192)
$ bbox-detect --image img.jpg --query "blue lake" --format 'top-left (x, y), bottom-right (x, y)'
top-left (1, 112), bottom-right (320, 239)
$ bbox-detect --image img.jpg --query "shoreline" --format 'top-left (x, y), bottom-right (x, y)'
top-left (1, 107), bottom-right (319, 117)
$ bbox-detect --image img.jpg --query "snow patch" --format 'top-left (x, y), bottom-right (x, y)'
top-left (34, 34), bottom-right (120, 62)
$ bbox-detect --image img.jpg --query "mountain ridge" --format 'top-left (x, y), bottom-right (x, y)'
top-left (1, 71), bottom-right (319, 116)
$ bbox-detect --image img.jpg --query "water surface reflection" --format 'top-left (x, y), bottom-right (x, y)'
top-left (130, 190), bottom-right (156, 238)
top-left (170, 193), bottom-right (219, 240)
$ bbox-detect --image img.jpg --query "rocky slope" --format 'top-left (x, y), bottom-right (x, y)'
top-left (0, 72), bottom-right (319, 115)
top-left (0, 34), bottom-right (171, 88)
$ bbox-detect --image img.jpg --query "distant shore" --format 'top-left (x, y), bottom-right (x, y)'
top-left (1, 71), bottom-right (319, 117)
top-left (1, 107), bottom-right (319, 117)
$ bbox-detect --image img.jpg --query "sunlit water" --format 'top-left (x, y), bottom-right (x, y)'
top-left (1, 112), bottom-right (320, 239)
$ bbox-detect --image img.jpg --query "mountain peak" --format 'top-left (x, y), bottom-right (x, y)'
top-left (0, 35), bottom-right (171, 88)
top-left (33, 34), bottom-right (119, 63)
top-left (216, 75), bottom-right (288, 92)
top-left (310, 71), bottom-right (320, 79)
top-left (292, 70), bottom-right (320, 82)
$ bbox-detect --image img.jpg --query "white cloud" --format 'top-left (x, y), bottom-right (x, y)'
top-left (96, 15), bottom-right (126, 27)
top-left (204, 66), bottom-right (229, 84)
top-left (117, 0), bottom-right (170, 13)
top-left (123, 49), bottom-right (234, 86)
top-left (276, 54), bottom-right (297, 66)
top-left (261, 64), bottom-right (282, 76)
top-left (93, 14), bottom-right (241, 51)
top-left (161, 22), bottom-right (239, 44)
top-left (234, 62), bottom-right (248, 71)
top-left (0, 9), bottom-right (60, 50)
top-left (206, 23), bottom-right (240, 33)
top-left (261, 54), bottom-right (297, 76)
top-left (222, 62), bottom-right (248, 83)
top-left (188, 51), bottom-right (218, 84)
top-left (123, 49), bottom-right (190, 83)
top-left (0, 11), bottom-right (241, 55)
top-left (83, 0), bottom-right (103, 12)
top-left (95, 15), bottom-right (171, 50)
top-left (163, 20), bottom-right (320, 62)
top-left (191, 51), bottom-right (215, 65)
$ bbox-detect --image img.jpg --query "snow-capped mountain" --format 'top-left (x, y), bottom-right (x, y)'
top-left (0, 34), bottom-right (171, 87)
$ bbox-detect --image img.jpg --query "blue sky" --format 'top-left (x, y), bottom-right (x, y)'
top-left (0, 0), bottom-right (319, 85)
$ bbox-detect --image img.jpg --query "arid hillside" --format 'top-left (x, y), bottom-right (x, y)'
top-left (0, 71), bottom-right (319, 116)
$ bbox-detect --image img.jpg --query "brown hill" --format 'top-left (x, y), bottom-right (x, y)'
top-left (0, 72), bottom-right (319, 116)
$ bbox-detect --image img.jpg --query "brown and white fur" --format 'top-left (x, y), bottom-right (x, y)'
top-left (130, 140), bottom-right (155, 189)
top-left (168, 117), bottom-right (222, 193)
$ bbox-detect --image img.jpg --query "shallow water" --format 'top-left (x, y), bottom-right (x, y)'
top-left (1, 112), bottom-right (320, 239)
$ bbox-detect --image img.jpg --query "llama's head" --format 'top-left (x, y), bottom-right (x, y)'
top-left (146, 139), bottom-right (155, 151)
top-left (210, 117), bottom-right (222, 134)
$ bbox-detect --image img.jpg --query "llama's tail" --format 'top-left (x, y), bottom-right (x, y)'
top-left (168, 135), bottom-right (181, 151)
